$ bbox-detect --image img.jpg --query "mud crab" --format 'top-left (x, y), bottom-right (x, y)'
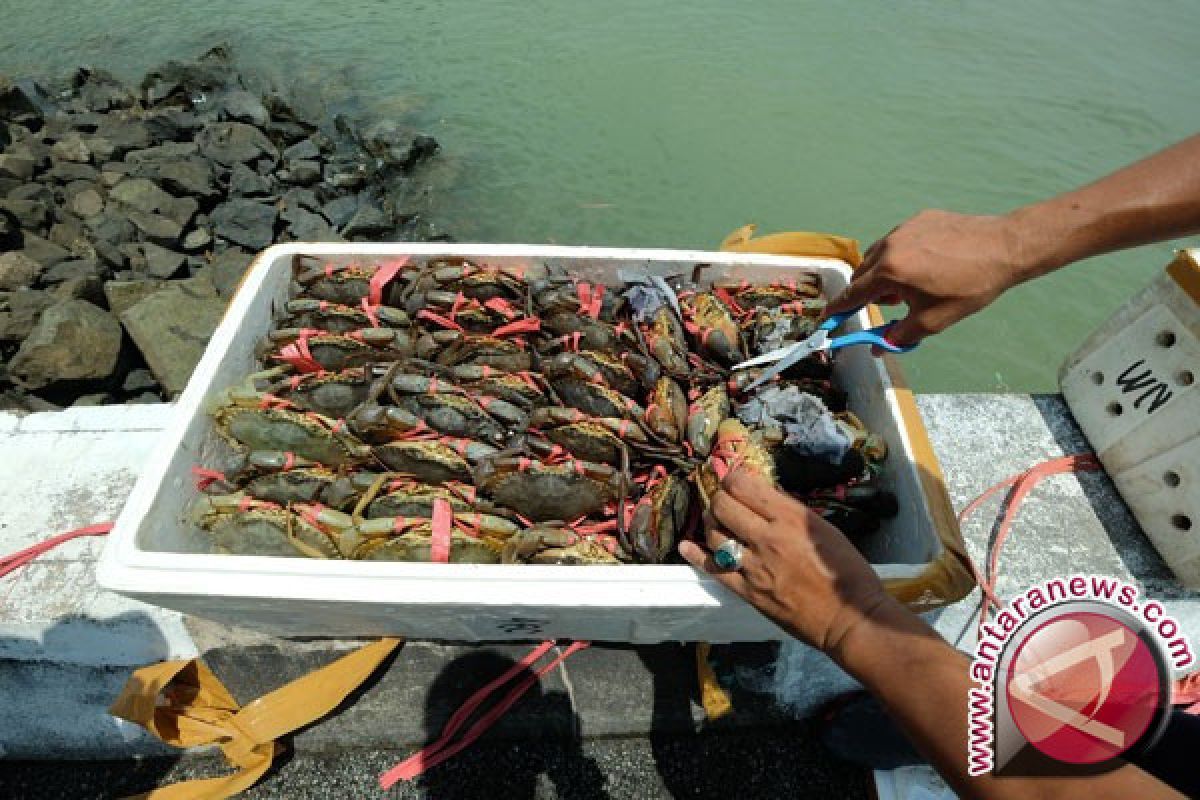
top-left (475, 456), bottom-right (625, 522)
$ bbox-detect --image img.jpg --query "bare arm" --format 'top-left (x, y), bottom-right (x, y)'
top-left (827, 134), bottom-right (1200, 345)
top-left (679, 470), bottom-right (1182, 800)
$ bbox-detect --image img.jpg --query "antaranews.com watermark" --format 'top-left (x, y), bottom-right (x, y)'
top-left (967, 574), bottom-right (1194, 776)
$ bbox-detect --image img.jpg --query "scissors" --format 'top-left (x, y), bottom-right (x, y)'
top-left (732, 306), bottom-right (916, 391)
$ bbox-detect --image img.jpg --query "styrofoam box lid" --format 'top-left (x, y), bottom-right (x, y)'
top-left (97, 243), bottom-right (956, 642)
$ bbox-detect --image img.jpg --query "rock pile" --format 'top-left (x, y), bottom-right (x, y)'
top-left (0, 46), bottom-right (442, 410)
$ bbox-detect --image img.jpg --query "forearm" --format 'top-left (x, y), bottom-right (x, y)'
top-left (825, 599), bottom-right (1181, 800)
top-left (1005, 134), bottom-right (1200, 283)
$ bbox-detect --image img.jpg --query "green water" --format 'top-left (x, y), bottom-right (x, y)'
top-left (3, 1), bottom-right (1198, 391)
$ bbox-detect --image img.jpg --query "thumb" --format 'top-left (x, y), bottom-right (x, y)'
top-left (884, 306), bottom-right (941, 348)
top-left (824, 268), bottom-right (889, 318)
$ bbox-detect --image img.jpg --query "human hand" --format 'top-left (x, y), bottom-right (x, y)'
top-left (679, 468), bottom-right (897, 657)
top-left (825, 209), bottom-right (1027, 347)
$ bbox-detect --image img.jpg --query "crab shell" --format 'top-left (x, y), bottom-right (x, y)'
top-left (642, 306), bottom-right (690, 377)
top-left (267, 329), bottom-right (415, 372)
top-left (501, 527), bottom-right (621, 565)
top-left (282, 298), bottom-right (410, 333)
top-left (643, 376), bottom-right (688, 443)
top-left (395, 361), bottom-right (548, 411)
top-left (212, 405), bottom-right (370, 467)
top-left (262, 368), bottom-right (373, 419)
top-left (685, 384), bottom-right (730, 458)
top-left (193, 497), bottom-right (360, 559)
top-left (416, 331), bottom-right (533, 372)
top-left (528, 408), bottom-right (649, 466)
top-left (539, 313), bottom-right (637, 353)
top-left (629, 471), bottom-right (691, 563)
top-left (695, 419), bottom-right (776, 505)
top-left (294, 263), bottom-right (412, 306)
top-left (387, 373), bottom-right (528, 429)
top-left (364, 480), bottom-right (482, 518)
top-left (836, 411), bottom-right (887, 462)
top-left (372, 439), bottom-right (485, 484)
top-left (540, 351), bottom-right (640, 399)
top-left (684, 292), bottom-right (744, 366)
top-left (475, 457), bottom-right (624, 522)
top-left (531, 279), bottom-right (623, 322)
top-left (715, 278), bottom-right (821, 308)
top-left (551, 378), bottom-right (644, 421)
top-left (409, 260), bottom-right (536, 304)
top-left (353, 529), bottom-right (503, 563)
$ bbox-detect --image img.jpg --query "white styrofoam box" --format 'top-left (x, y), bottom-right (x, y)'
top-left (1061, 249), bottom-right (1200, 588)
top-left (97, 243), bottom-right (969, 642)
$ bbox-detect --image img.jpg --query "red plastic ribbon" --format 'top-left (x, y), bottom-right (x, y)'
top-left (492, 317), bottom-right (541, 338)
top-left (367, 257), bottom-right (409, 306)
top-left (277, 338), bottom-right (323, 373)
top-left (430, 498), bottom-right (453, 563)
top-left (379, 640), bottom-right (590, 786)
top-left (1, 523), bottom-right (113, 579)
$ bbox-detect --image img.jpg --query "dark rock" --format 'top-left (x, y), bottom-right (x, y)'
top-left (7, 182), bottom-right (52, 204)
top-left (125, 143), bottom-right (200, 169)
top-left (119, 274), bottom-right (225, 397)
top-left (0, 153), bottom-right (34, 180)
top-left (51, 273), bottom-right (105, 304)
top-left (219, 89), bottom-right (269, 127)
top-left (72, 68), bottom-right (136, 112)
top-left (87, 136), bottom-right (117, 163)
top-left (280, 186), bottom-right (320, 212)
top-left (122, 368), bottom-right (158, 393)
top-left (127, 390), bottom-right (162, 404)
top-left (326, 166), bottom-right (367, 190)
top-left (40, 258), bottom-right (99, 285)
top-left (50, 132), bottom-right (92, 163)
top-left (42, 161), bottom-right (98, 184)
top-left (228, 162), bottom-right (273, 197)
top-left (0, 76), bottom-right (48, 129)
top-left (283, 137), bottom-right (320, 162)
top-left (0, 207), bottom-right (20, 249)
top-left (124, 242), bottom-right (187, 279)
top-left (207, 247), bottom-right (253, 297)
top-left (342, 202), bottom-right (392, 237)
top-left (404, 134), bottom-right (440, 168)
top-left (0, 389), bottom-right (60, 413)
top-left (281, 159), bottom-right (321, 186)
top-left (181, 227), bottom-right (212, 253)
top-left (47, 218), bottom-right (98, 261)
top-left (68, 185), bottom-right (105, 218)
top-left (0, 288), bottom-right (54, 341)
top-left (140, 46), bottom-right (240, 106)
top-left (210, 198), bottom-right (277, 249)
top-left (281, 205), bottom-right (339, 242)
top-left (262, 93), bottom-right (316, 144)
top-left (197, 121), bottom-right (278, 166)
top-left (0, 123), bottom-right (10, 151)
top-left (9, 299), bottom-right (122, 389)
top-left (148, 157), bottom-right (218, 198)
top-left (321, 194), bottom-right (358, 229)
top-left (109, 178), bottom-right (196, 227)
top-left (73, 391), bottom-right (116, 406)
top-left (92, 117), bottom-right (153, 159)
top-left (0, 251), bottom-right (43, 290)
top-left (143, 109), bottom-right (203, 141)
top-left (126, 209), bottom-right (183, 246)
top-left (90, 239), bottom-right (126, 271)
top-left (0, 197), bottom-right (50, 230)
top-left (103, 278), bottom-right (167, 316)
top-left (84, 207), bottom-right (136, 246)
top-left (20, 233), bottom-right (70, 268)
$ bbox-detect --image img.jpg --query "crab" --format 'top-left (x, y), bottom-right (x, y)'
top-left (280, 298), bottom-right (410, 333)
top-left (680, 292), bottom-right (744, 366)
top-left (836, 411), bottom-right (888, 462)
top-left (695, 419), bottom-right (776, 505)
top-left (414, 290), bottom-right (537, 334)
top-left (210, 393), bottom-right (371, 467)
top-left (193, 495), bottom-right (363, 559)
top-left (371, 365), bottom-right (528, 443)
top-left (415, 330), bottom-right (534, 372)
top-left (639, 305), bottom-right (691, 378)
top-left (642, 376), bottom-right (688, 443)
top-left (530, 277), bottom-right (623, 323)
top-left (264, 328), bottom-right (414, 372)
top-left (501, 526), bottom-right (621, 565)
top-left (401, 258), bottom-right (540, 308)
top-left (395, 361), bottom-right (549, 411)
top-left (627, 470), bottom-right (692, 563)
top-left (539, 350), bottom-right (644, 399)
top-left (549, 375), bottom-right (644, 421)
top-left (475, 456), bottom-right (625, 522)
top-left (372, 435), bottom-right (497, 483)
top-left (527, 407), bottom-right (651, 466)
top-left (685, 384), bottom-right (730, 457)
top-left (201, 451), bottom-right (362, 510)
top-left (538, 313), bottom-right (640, 355)
top-left (354, 475), bottom-right (490, 519)
top-left (293, 259), bottom-right (415, 307)
top-left (247, 366), bottom-right (374, 419)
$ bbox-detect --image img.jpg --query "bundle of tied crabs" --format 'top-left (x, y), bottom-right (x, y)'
top-left (194, 256), bottom-right (899, 565)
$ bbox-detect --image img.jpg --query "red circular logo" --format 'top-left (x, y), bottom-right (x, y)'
top-left (1005, 611), bottom-right (1162, 765)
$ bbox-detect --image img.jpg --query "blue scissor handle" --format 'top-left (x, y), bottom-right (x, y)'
top-left (817, 308), bottom-right (859, 333)
top-left (827, 323), bottom-right (916, 354)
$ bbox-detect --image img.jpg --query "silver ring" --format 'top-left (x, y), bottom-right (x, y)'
top-left (712, 539), bottom-right (745, 571)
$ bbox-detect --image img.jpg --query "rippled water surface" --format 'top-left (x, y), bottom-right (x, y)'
top-left (3, 1), bottom-right (1197, 391)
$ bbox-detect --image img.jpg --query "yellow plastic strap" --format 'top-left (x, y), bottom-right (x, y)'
top-left (695, 642), bottom-right (733, 721)
top-left (719, 223), bottom-right (863, 268)
top-left (110, 637), bottom-right (403, 800)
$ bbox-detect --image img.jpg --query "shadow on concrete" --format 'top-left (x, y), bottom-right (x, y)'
top-left (0, 611), bottom-right (183, 799)
top-left (416, 648), bottom-right (607, 799)
top-left (1029, 393), bottom-right (1177, 584)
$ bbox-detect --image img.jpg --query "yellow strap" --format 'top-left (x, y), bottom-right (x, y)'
top-left (719, 223), bottom-right (863, 268)
top-left (695, 642), bottom-right (733, 721)
top-left (110, 638), bottom-right (403, 800)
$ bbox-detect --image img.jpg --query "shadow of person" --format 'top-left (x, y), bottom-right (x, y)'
top-left (0, 610), bottom-right (183, 799)
top-left (415, 647), bottom-right (607, 800)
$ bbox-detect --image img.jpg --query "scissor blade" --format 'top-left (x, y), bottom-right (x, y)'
top-left (732, 342), bottom-right (806, 371)
top-left (743, 339), bottom-right (822, 391)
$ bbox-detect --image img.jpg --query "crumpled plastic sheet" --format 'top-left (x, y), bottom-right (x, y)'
top-left (753, 310), bottom-right (802, 355)
top-left (619, 270), bottom-right (683, 322)
top-left (736, 386), bottom-right (850, 461)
